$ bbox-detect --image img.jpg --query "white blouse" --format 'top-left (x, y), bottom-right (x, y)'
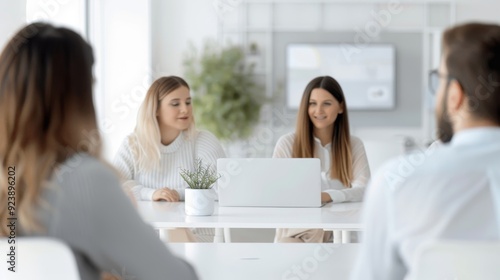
top-left (272, 132), bottom-right (371, 203)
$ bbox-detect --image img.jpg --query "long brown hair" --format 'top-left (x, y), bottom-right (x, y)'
top-left (0, 23), bottom-right (100, 235)
top-left (131, 76), bottom-right (195, 171)
top-left (293, 76), bottom-right (353, 187)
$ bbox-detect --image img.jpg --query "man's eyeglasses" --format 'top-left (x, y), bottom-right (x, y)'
top-left (428, 69), bottom-right (452, 95)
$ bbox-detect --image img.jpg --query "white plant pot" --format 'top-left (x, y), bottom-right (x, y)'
top-left (185, 188), bottom-right (216, 216)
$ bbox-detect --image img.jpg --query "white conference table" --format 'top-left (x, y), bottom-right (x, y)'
top-left (167, 242), bottom-right (360, 280)
top-left (138, 201), bottom-right (363, 243)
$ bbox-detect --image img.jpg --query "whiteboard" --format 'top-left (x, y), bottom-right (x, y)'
top-left (286, 44), bottom-right (396, 110)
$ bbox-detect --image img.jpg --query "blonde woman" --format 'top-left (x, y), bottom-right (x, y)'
top-left (0, 23), bottom-right (198, 279)
top-left (113, 76), bottom-right (225, 242)
top-left (273, 76), bottom-right (371, 243)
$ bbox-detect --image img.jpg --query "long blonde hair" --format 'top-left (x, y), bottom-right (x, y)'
top-left (293, 76), bottom-right (353, 187)
top-left (131, 76), bottom-right (195, 171)
top-left (0, 23), bottom-right (101, 235)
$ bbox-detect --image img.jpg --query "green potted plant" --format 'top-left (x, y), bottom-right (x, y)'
top-left (183, 40), bottom-right (263, 141)
top-left (180, 158), bottom-right (221, 216)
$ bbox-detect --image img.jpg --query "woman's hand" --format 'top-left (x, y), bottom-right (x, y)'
top-left (321, 192), bottom-right (332, 204)
top-left (152, 188), bottom-right (180, 202)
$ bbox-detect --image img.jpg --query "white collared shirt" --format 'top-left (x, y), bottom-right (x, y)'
top-left (272, 132), bottom-right (371, 203)
top-left (352, 127), bottom-right (500, 280)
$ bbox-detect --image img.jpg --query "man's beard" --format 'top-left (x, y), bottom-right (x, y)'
top-left (437, 101), bottom-right (454, 143)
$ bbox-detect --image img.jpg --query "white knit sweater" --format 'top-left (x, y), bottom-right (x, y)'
top-left (113, 130), bottom-right (226, 201)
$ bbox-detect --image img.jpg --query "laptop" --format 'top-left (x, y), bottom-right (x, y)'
top-left (217, 158), bottom-right (322, 207)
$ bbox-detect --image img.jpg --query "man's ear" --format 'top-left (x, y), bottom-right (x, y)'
top-left (447, 80), bottom-right (466, 115)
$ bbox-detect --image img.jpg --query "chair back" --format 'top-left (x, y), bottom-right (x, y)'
top-left (0, 237), bottom-right (80, 280)
top-left (409, 240), bottom-right (500, 280)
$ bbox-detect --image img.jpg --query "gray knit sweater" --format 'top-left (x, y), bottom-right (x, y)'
top-left (22, 153), bottom-right (198, 280)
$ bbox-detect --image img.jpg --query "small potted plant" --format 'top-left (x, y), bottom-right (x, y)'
top-left (180, 158), bottom-right (221, 216)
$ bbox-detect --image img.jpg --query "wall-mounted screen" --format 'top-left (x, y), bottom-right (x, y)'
top-left (286, 44), bottom-right (396, 110)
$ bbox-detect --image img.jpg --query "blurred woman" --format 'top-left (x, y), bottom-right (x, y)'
top-left (0, 23), bottom-right (198, 279)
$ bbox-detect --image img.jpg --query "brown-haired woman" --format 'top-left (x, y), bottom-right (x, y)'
top-left (0, 23), bottom-right (198, 279)
top-left (273, 76), bottom-right (371, 243)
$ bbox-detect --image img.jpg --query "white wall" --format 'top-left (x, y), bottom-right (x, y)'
top-left (26, 0), bottom-right (86, 37)
top-left (3, 0), bottom-right (500, 163)
top-left (151, 0), bottom-right (218, 77)
top-left (149, 0), bottom-right (500, 81)
top-left (147, 0), bottom-right (500, 173)
top-left (456, 1), bottom-right (500, 24)
top-left (90, 0), bottom-right (152, 161)
top-left (0, 1), bottom-right (26, 50)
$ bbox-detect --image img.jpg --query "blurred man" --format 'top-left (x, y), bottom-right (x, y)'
top-left (352, 22), bottom-right (500, 279)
